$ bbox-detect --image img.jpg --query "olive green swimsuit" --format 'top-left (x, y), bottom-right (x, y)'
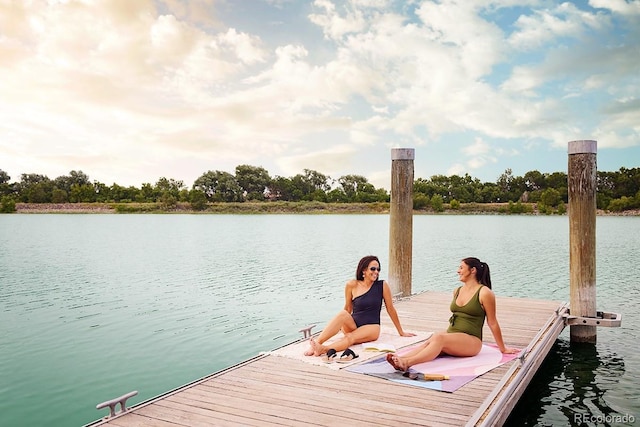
top-left (447, 286), bottom-right (486, 340)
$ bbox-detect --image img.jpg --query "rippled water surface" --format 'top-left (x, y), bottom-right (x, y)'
top-left (0, 214), bottom-right (638, 426)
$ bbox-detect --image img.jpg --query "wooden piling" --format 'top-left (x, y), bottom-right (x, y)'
top-left (567, 140), bottom-right (597, 343)
top-left (389, 148), bottom-right (414, 297)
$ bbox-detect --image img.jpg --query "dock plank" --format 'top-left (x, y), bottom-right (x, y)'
top-left (86, 291), bottom-right (566, 427)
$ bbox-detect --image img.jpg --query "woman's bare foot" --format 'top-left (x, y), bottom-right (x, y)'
top-left (386, 353), bottom-right (402, 371)
top-left (386, 353), bottom-right (408, 371)
top-left (304, 342), bottom-right (314, 356)
top-left (395, 356), bottom-right (409, 371)
top-left (310, 338), bottom-right (326, 356)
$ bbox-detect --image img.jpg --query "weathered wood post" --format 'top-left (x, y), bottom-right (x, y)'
top-left (568, 140), bottom-right (597, 343)
top-left (389, 148), bottom-right (414, 297)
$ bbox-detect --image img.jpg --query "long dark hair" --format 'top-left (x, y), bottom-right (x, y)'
top-left (356, 255), bottom-right (380, 280)
top-left (462, 257), bottom-right (492, 289)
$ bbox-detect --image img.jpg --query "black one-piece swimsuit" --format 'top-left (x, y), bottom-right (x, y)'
top-left (351, 280), bottom-right (383, 327)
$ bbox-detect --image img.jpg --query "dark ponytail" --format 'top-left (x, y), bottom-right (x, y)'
top-left (462, 257), bottom-right (492, 289)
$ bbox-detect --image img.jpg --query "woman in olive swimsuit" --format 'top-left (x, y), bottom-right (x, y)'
top-left (305, 255), bottom-right (415, 357)
top-left (386, 257), bottom-right (517, 371)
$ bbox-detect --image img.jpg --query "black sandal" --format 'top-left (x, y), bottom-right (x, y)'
top-left (322, 348), bottom-right (337, 363)
top-left (337, 348), bottom-right (359, 363)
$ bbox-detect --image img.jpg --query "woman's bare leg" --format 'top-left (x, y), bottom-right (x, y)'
top-left (317, 310), bottom-right (356, 344)
top-left (314, 324), bottom-right (380, 354)
top-left (304, 310), bottom-right (358, 356)
top-left (389, 332), bottom-right (482, 370)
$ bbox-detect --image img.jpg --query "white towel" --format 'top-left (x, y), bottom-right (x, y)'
top-left (263, 326), bottom-right (433, 369)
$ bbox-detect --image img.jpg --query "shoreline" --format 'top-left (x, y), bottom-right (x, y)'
top-left (11, 202), bottom-right (640, 216)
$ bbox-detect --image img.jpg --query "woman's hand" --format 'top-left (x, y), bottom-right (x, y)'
top-left (400, 331), bottom-right (417, 337)
top-left (500, 347), bottom-right (519, 354)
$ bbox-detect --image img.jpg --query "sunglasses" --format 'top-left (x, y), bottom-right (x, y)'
top-left (369, 267), bottom-right (381, 272)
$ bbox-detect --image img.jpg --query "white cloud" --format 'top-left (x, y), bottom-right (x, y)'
top-left (459, 138), bottom-right (499, 174)
top-left (1, 0), bottom-right (638, 188)
top-left (309, 0), bottom-right (367, 40)
top-left (509, 2), bottom-right (606, 50)
top-left (416, 0), bottom-right (505, 78)
top-left (276, 144), bottom-right (357, 178)
top-left (589, 0), bottom-right (640, 16)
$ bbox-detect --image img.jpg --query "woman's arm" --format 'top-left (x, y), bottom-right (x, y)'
top-left (343, 280), bottom-right (355, 313)
top-left (382, 281), bottom-right (415, 337)
top-left (480, 287), bottom-right (517, 353)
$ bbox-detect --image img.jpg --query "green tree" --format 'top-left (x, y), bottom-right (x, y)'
top-left (537, 202), bottom-right (552, 215)
top-left (413, 194), bottom-right (430, 209)
top-left (607, 196), bottom-right (632, 212)
top-left (431, 194), bottom-right (444, 212)
top-left (51, 188), bottom-right (68, 203)
top-left (93, 182), bottom-right (111, 202)
top-left (527, 190), bottom-right (542, 203)
top-left (0, 196), bottom-right (16, 213)
top-left (178, 188), bottom-right (190, 202)
top-left (70, 184), bottom-right (97, 202)
top-left (373, 187), bottom-right (390, 202)
top-left (189, 189), bottom-right (208, 211)
top-left (353, 182), bottom-right (379, 202)
top-left (448, 174), bottom-right (478, 203)
top-left (235, 165), bottom-right (271, 201)
top-left (557, 201), bottom-right (566, 214)
top-left (193, 170), bottom-right (242, 202)
top-left (139, 183), bottom-right (157, 202)
top-left (338, 175), bottom-right (385, 202)
top-left (508, 201), bottom-right (531, 214)
top-left (286, 169), bottom-right (331, 201)
top-left (155, 177), bottom-right (184, 201)
top-left (546, 172), bottom-right (568, 202)
top-left (339, 174), bottom-right (367, 201)
top-left (53, 170), bottom-right (90, 195)
top-left (18, 174), bottom-right (53, 203)
top-left (303, 169), bottom-right (331, 193)
top-left (0, 169), bottom-right (13, 197)
top-left (540, 188), bottom-right (561, 207)
top-left (596, 192), bottom-right (611, 210)
top-left (109, 183), bottom-right (140, 202)
top-left (610, 167), bottom-right (640, 199)
top-left (158, 192), bottom-right (177, 210)
top-left (429, 174), bottom-right (453, 201)
top-left (413, 177), bottom-right (437, 198)
top-left (523, 170), bottom-right (546, 191)
top-left (326, 188), bottom-right (348, 203)
top-left (496, 169), bottom-right (526, 202)
top-left (478, 182), bottom-right (500, 203)
top-left (267, 176), bottom-right (295, 201)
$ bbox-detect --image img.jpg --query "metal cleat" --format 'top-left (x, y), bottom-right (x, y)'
top-left (299, 325), bottom-right (316, 339)
top-left (96, 390), bottom-right (138, 419)
top-left (563, 310), bottom-right (622, 327)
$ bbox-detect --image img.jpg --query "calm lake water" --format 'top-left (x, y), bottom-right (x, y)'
top-left (1, 214), bottom-right (638, 426)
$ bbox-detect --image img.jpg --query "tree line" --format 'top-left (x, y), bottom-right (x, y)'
top-left (1, 165), bottom-right (639, 213)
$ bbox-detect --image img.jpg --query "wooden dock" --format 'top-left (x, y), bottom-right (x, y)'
top-left (86, 291), bottom-right (567, 427)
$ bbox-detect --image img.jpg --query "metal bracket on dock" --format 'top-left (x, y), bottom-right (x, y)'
top-left (96, 390), bottom-right (138, 419)
top-left (299, 325), bottom-right (316, 339)
top-left (563, 310), bottom-right (622, 327)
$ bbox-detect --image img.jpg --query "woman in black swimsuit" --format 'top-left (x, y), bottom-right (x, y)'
top-left (305, 255), bottom-right (415, 357)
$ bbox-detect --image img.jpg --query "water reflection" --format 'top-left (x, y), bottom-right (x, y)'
top-left (507, 338), bottom-right (627, 426)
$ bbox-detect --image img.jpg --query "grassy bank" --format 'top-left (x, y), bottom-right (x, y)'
top-left (14, 201), bottom-right (392, 214)
top-left (12, 202), bottom-right (639, 215)
top-left (12, 201), bottom-right (535, 215)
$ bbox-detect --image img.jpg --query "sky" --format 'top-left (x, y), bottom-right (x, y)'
top-left (1, 0), bottom-right (639, 191)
